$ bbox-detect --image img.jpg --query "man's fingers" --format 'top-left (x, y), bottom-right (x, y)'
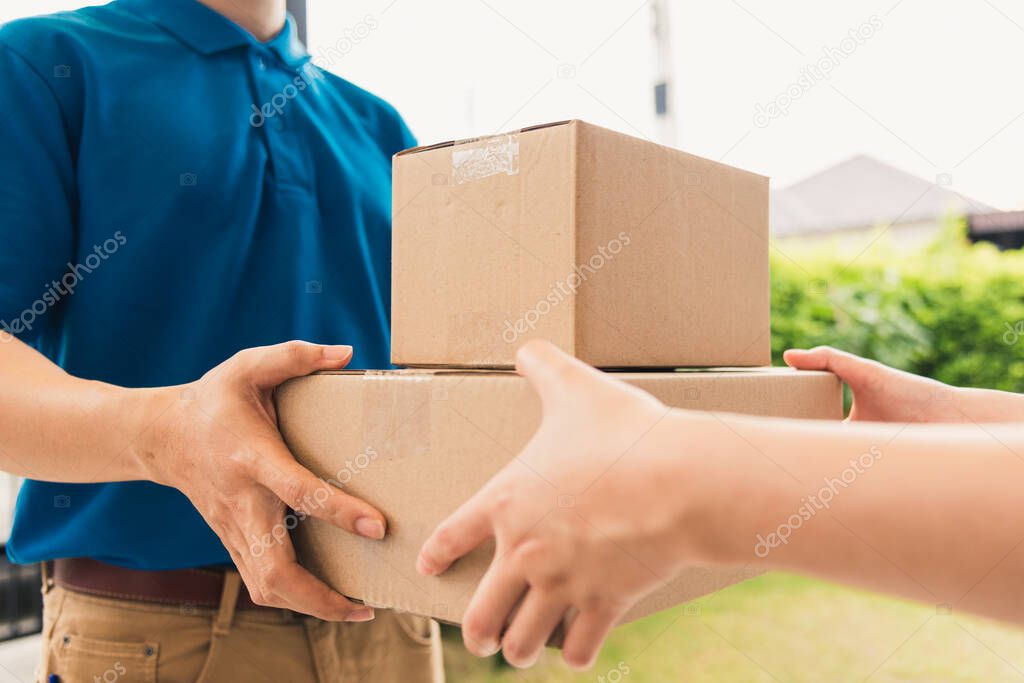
top-left (561, 604), bottom-right (623, 671)
top-left (417, 495), bottom-right (493, 576)
top-left (254, 444), bottom-right (386, 539)
top-left (245, 535), bottom-right (373, 622)
top-left (264, 559), bottom-right (372, 622)
top-left (500, 590), bottom-right (568, 668)
top-left (461, 556), bottom-right (528, 657)
top-left (235, 340), bottom-right (353, 389)
top-left (227, 486), bottom-right (372, 622)
top-left (515, 339), bottom-right (601, 411)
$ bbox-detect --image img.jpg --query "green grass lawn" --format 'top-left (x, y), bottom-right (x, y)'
top-left (442, 573), bottom-right (1024, 682)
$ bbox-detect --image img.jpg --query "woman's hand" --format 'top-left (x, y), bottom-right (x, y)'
top-left (784, 346), bottom-right (963, 422)
top-left (417, 340), bottom-right (695, 670)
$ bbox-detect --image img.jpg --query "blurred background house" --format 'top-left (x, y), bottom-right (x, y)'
top-left (772, 154), bottom-right (992, 251)
top-left (771, 154), bottom-right (1024, 252)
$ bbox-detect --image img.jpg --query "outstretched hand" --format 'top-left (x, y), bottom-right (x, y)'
top-left (417, 340), bottom-right (693, 670)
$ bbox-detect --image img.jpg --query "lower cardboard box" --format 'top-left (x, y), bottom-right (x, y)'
top-left (277, 368), bottom-right (842, 627)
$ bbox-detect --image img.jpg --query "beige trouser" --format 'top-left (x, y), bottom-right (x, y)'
top-left (36, 571), bottom-right (444, 683)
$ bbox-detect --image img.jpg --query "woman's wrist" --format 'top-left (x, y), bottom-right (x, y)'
top-left (658, 410), bottom-right (748, 568)
top-left (662, 410), bottom-right (799, 570)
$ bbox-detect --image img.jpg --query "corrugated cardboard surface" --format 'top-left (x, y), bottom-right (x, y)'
top-left (573, 122), bottom-right (770, 367)
top-left (391, 120), bottom-right (769, 369)
top-left (278, 369), bottom-right (841, 625)
top-left (391, 124), bottom-right (576, 367)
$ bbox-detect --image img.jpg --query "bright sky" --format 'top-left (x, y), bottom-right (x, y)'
top-left (6, 0), bottom-right (1024, 208)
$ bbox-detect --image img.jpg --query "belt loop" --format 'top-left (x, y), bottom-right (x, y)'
top-left (41, 561), bottom-right (54, 594)
top-left (212, 570), bottom-right (242, 637)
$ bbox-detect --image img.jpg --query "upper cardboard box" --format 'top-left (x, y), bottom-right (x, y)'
top-left (391, 119), bottom-right (770, 369)
top-left (278, 367), bottom-right (842, 626)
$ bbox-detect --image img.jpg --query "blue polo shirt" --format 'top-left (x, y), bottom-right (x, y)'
top-left (0, 0), bottom-right (415, 569)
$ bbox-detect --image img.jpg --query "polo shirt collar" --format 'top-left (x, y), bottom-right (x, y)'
top-left (123, 0), bottom-right (310, 67)
top-left (265, 16), bottom-right (310, 67)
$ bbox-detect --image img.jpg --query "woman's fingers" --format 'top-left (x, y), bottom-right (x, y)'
top-left (461, 555), bottom-right (529, 657)
top-left (500, 590), bottom-right (570, 668)
top-left (561, 603), bottom-right (624, 671)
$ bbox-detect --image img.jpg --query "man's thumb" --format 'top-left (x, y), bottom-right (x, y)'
top-left (241, 341), bottom-right (353, 389)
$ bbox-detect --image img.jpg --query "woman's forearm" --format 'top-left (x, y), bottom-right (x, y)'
top-left (0, 336), bottom-right (161, 482)
top-left (956, 386), bottom-right (1024, 422)
top-left (685, 411), bottom-right (1024, 623)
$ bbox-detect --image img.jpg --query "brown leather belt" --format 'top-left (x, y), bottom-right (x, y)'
top-left (50, 558), bottom-right (268, 610)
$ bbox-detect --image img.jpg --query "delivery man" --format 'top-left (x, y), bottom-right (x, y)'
top-left (0, 0), bottom-right (442, 680)
top-left (420, 340), bottom-right (1024, 671)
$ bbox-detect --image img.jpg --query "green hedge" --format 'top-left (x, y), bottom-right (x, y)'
top-left (770, 220), bottom-right (1024, 392)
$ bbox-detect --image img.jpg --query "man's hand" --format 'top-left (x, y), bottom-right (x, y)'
top-left (783, 346), bottom-right (966, 423)
top-left (139, 341), bottom-right (384, 621)
top-left (416, 340), bottom-right (694, 670)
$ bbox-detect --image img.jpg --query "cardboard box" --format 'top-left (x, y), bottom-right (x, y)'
top-left (391, 120), bottom-right (770, 369)
top-left (277, 368), bottom-right (841, 626)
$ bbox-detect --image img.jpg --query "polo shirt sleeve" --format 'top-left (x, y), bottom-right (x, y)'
top-left (375, 98), bottom-right (416, 157)
top-left (395, 114), bottom-right (417, 154)
top-left (0, 42), bottom-right (76, 344)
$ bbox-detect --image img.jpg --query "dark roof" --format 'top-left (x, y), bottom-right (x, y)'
top-left (771, 155), bottom-right (994, 236)
top-left (969, 210), bottom-right (1024, 235)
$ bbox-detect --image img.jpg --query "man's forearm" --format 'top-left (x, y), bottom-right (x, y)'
top-left (681, 411), bottom-right (1024, 624)
top-left (0, 336), bottom-right (164, 482)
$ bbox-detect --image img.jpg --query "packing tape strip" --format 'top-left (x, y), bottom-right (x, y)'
top-left (360, 371), bottom-right (432, 463)
top-left (451, 133), bottom-right (520, 185)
